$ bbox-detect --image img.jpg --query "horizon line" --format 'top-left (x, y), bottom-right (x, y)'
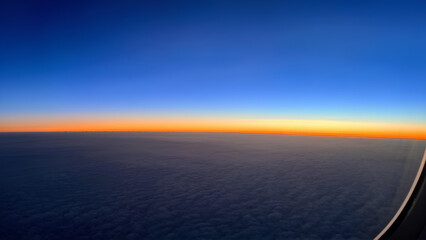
top-left (1, 130), bottom-right (425, 140)
top-left (1, 117), bottom-right (425, 140)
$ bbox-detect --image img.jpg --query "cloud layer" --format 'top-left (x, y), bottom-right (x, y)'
top-left (0, 132), bottom-right (424, 239)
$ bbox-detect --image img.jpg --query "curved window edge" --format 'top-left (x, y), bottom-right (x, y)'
top-left (375, 148), bottom-right (426, 240)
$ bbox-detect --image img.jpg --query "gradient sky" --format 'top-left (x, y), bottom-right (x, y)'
top-left (1, 1), bottom-right (426, 136)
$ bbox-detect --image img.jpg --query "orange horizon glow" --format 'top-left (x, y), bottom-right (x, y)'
top-left (1, 117), bottom-right (426, 139)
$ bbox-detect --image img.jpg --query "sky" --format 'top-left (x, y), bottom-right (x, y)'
top-left (1, 0), bottom-right (426, 137)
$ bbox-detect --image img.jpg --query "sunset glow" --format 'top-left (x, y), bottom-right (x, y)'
top-left (1, 117), bottom-right (425, 139)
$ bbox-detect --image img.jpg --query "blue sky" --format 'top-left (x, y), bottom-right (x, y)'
top-left (1, 0), bottom-right (426, 124)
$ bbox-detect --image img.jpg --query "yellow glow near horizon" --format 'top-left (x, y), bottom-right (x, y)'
top-left (1, 116), bottom-right (426, 139)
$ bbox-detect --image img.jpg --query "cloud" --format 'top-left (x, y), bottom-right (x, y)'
top-left (0, 132), bottom-right (424, 239)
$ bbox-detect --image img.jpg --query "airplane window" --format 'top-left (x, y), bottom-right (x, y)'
top-left (1, 1), bottom-right (425, 240)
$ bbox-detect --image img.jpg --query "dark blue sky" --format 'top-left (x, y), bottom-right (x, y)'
top-left (1, 0), bottom-right (426, 123)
